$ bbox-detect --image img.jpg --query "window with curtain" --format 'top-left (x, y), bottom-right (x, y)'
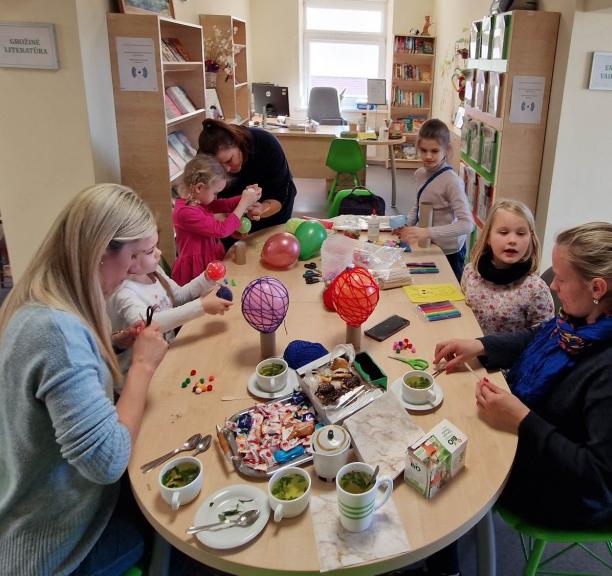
top-left (303, 0), bottom-right (387, 109)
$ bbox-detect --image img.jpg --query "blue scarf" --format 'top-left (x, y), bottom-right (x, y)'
top-left (509, 311), bottom-right (612, 406)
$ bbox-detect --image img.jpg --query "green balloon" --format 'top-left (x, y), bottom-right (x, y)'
top-left (295, 221), bottom-right (327, 260)
top-left (285, 217), bottom-right (305, 235)
top-left (238, 216), bottom-right (252, 234)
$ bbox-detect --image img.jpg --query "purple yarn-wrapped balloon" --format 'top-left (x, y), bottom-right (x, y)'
top-left (241, 276), bottom-right (289, 333)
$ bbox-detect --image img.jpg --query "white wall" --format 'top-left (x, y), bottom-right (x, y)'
top-left (0, 0), bottom-right (96, 280)
top-left (393, 0), bottom-right (433, 35)
top-left (537, 7), bottom-right (612, 268)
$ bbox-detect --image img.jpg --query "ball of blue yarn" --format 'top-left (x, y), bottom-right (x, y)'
top-left (216, 285), bottom-right (233, 301)
top-left (283, 340), bottom-right (328, 370)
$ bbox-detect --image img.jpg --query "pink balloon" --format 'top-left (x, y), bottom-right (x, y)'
top-left (260, 232), bottom-right (300, 270)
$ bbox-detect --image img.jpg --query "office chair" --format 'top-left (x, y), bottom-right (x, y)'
top-left (540, 267), bottom-right (561, 313)
top-left (496, 505), bottom-right (612, 576)
top-left (307, 87), bottom-right (347, 125)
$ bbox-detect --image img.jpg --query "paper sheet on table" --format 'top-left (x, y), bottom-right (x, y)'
top-left (310, 492), bottom-right (410, 572)
top-left (402, 283), bottom-right (465, 303)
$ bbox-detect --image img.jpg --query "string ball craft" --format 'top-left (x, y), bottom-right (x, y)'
top-left (241, 276), bottom-right (289, 333)
top-left (331, 266), bottom-right (379, 327)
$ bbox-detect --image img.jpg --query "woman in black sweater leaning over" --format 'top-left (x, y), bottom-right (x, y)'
top-left (436, 221), bottom-right (612, 529)
top-left (197, 118), bottom-right (297, 238)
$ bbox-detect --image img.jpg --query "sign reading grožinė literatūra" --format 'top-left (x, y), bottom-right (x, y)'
top-left (0, 22), bottom-right (58, 70)
top-left (589, 52), bottom-right (612, 91)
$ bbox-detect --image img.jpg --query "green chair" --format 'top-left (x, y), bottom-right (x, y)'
top-left (121, 567), bottom-right (143, 576)
top-left (325, 138), bottom-right (366, 204)
top-left (327, 186), bottom-right (377, 219)
top-left (496, 505), bottom-right (612, 576)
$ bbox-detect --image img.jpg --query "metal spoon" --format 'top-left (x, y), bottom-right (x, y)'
top-left (367, 465), bottom-right (380, 489)
top-left (140, 433), bottom-right (202, 473)
top-left (186, 509), bottom-right (260, 534)
top-left (192, 434), bottom-right (212, 457)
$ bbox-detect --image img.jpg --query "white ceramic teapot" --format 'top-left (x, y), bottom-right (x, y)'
top-left (311, 425), bottom-right (351, 481)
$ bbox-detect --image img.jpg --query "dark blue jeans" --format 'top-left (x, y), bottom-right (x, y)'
top-left (445, 242), bottom-right (467, 283)
top-left (71, 476), bottom-right (151, 576)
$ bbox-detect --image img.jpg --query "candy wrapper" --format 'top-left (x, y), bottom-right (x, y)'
top-left (297, 344), bottom-right (384, 424)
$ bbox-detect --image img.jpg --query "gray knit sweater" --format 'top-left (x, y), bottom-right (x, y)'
top-left (0, 305), bottom-right (131, 575)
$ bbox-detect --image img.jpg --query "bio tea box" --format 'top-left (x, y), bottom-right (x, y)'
top-left (404, 419), bottom-right (467, 498)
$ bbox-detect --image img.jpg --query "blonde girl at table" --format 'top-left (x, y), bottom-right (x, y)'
top-left (461, 200), bottom-right (555, 335)
top-left (396, 119), bottom-right (474, 281)
top-left (0, 185), bottom-right (168, 575)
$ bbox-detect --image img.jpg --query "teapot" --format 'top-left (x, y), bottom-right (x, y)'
top-left (311, 425), bottom-right (351, 481)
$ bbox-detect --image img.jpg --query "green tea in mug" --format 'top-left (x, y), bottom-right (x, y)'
top-left (161, 463), bottom-right (199, 488)
top-left (339, 470), bottom-right (373, 494)
top-left (271, 473), bottom-right (308, 500)
top-left (258, 363), bottom-right (286, 377)
top-left (404, 375), bottom-right (431, 389)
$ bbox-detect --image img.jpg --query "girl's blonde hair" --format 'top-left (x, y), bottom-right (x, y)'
top-left (470, 199), bottom-right (541, 274)
top-left (556, 222), bottom-right (612, 303)
top-left (0, 184), bottom-right (157, 382)
top-left (179, 154), bottom-right (227, 204)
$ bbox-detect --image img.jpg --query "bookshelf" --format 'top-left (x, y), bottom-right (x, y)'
top-left (388, 34), bottom-right (436, 169)
top-left (459, 10), bottom-right (559, 235)
top-left (107, 13), bottom-right (206, 262)
top-left (200, 15), bottom-right (249, 125)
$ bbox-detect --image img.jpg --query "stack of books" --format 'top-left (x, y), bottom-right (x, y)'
top-left (167, 131), bottom-right (197, 178)
top-left (164, 86), bottom-right (197, 119)
top-left (160, 38), bottom-right (191, 62)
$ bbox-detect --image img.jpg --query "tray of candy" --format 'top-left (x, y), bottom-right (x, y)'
top-left (218, 390), bottom-right (319, 479)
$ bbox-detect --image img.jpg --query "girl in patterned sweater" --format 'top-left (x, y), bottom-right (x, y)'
top-left (462, 199), bottom-right (554, 335)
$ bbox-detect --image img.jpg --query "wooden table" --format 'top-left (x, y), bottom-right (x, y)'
top-left (129, 227), bottom-right (516, 575)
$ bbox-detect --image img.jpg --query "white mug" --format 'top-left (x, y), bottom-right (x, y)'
top-left (158, 456), bottom-right (203, 511)
top-left (255, 358), bottom-right (288, 392)
top-left (268, 466), bottom-right (311, 522)
top-left (336, 462), bottom-right (393, 532)
top-left (402, 370), bottom-right (436, 405)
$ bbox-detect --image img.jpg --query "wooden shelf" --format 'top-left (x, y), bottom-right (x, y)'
top-left (162, 61), bottom-right (204, 72)
top-left (464, 105), bottom-right (503, 131)
top-left (166, 109), bottom-right (206, 128)
top-left (391, 106), bottom-right (431, 115)
top-left (392, 79), bottom-right (432, 89)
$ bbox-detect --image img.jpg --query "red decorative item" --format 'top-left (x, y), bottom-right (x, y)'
top-left (322, 283), bottom-right (336, 311)
top-left (331, 267), bottom-right (379, 327)
top-left (206, 261), bottom-right (226, 281)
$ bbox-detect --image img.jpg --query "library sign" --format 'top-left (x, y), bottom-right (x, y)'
top-left (589, 52), bottom-right (612, 91)
top-left (0, 22), bottom-right (58, 69)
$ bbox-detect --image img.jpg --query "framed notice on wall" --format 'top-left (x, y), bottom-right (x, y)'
top-left (0, 22), bottom-right (58, 69)
top-left (589, 52), bottom-right (612, 91)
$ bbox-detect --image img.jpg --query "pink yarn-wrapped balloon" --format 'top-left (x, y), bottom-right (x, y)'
top-left (331, 267), bottom-right (379, 327)
top-left (241, 276), bottom-right (289, 333)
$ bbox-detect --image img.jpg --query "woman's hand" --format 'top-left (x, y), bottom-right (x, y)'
top-left (201, 293), bottom-right (233, 315)
top-left (131, 323), bottom-right (167, 373)
top-left (111, 320), bottom-right (145, 350)
top-left (241, 185), bottom-right (262, 206)
top-left (475, 378), bottom-right (530, 434)
top-left (397, 226), bottom-right (430, 245)
top-left (434, 338), bottom-right (484, 372)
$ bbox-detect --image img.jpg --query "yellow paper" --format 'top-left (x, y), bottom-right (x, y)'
top-left (357, 131), bottom-right (377, 140)
top-left (402, 283), bottom-right (465, 303)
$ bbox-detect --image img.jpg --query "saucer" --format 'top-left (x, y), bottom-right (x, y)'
top-left (390, 378), bottom-right (444, 412)
top-left (247, 368), bottom-right (300, 399)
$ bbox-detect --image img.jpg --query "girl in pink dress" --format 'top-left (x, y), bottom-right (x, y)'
top-left (461, 199), bottom-right (555, 335)
top-left (172, 155), bottom-right (261, 285)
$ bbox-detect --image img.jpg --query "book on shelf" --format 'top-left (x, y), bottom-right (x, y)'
top-left (164, 38), bottom-right (191, 62)
top-left (174, 131), bottom-right (197, 157)
top-left (165, 86), bottom-right (197, 115)
top-left (168, 131), bottom-right (196, 163)
top-left (394, 36), bottom-right (434, 55)
top-left (164, 94), bottom-right (182, 120)
top-left (160, 40), bottom-right (180, 62)
top-left (167, 143), bottom-right (186, 170)
top-left (168, 154), bottom-right (181, 178)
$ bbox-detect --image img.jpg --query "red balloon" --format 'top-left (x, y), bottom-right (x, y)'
top-left (260, 232), bottom-right (300, 270)
top-left (331, 267), bottom-right (379, 327)
top-left (206, 261), bottom-right (226, 281)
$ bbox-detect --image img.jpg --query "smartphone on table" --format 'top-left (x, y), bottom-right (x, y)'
top-left (364, 315), bottom-right (410, 342)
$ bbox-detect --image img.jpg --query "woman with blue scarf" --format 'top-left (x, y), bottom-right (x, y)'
top-left (435, 222), bottom-right (612, 528)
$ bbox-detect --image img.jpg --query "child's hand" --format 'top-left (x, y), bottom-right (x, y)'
top-left (112, 320), bottom-right (146, 350)
top-left (247, 202), bottom-right (264, 221)
top-left (201, 293), bottom-right (233, 315)
top-left (241, 185), bottom-right (262, 206)
top-left (398, 226), bottom-right (431, 245)
top-left (131, 323), bottom-right (167, 371)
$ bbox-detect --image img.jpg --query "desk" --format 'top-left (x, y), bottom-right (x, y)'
top-left (261, 122), bottom-right (406, 209)
top-left (129, 227), bottom-right (516, 575)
